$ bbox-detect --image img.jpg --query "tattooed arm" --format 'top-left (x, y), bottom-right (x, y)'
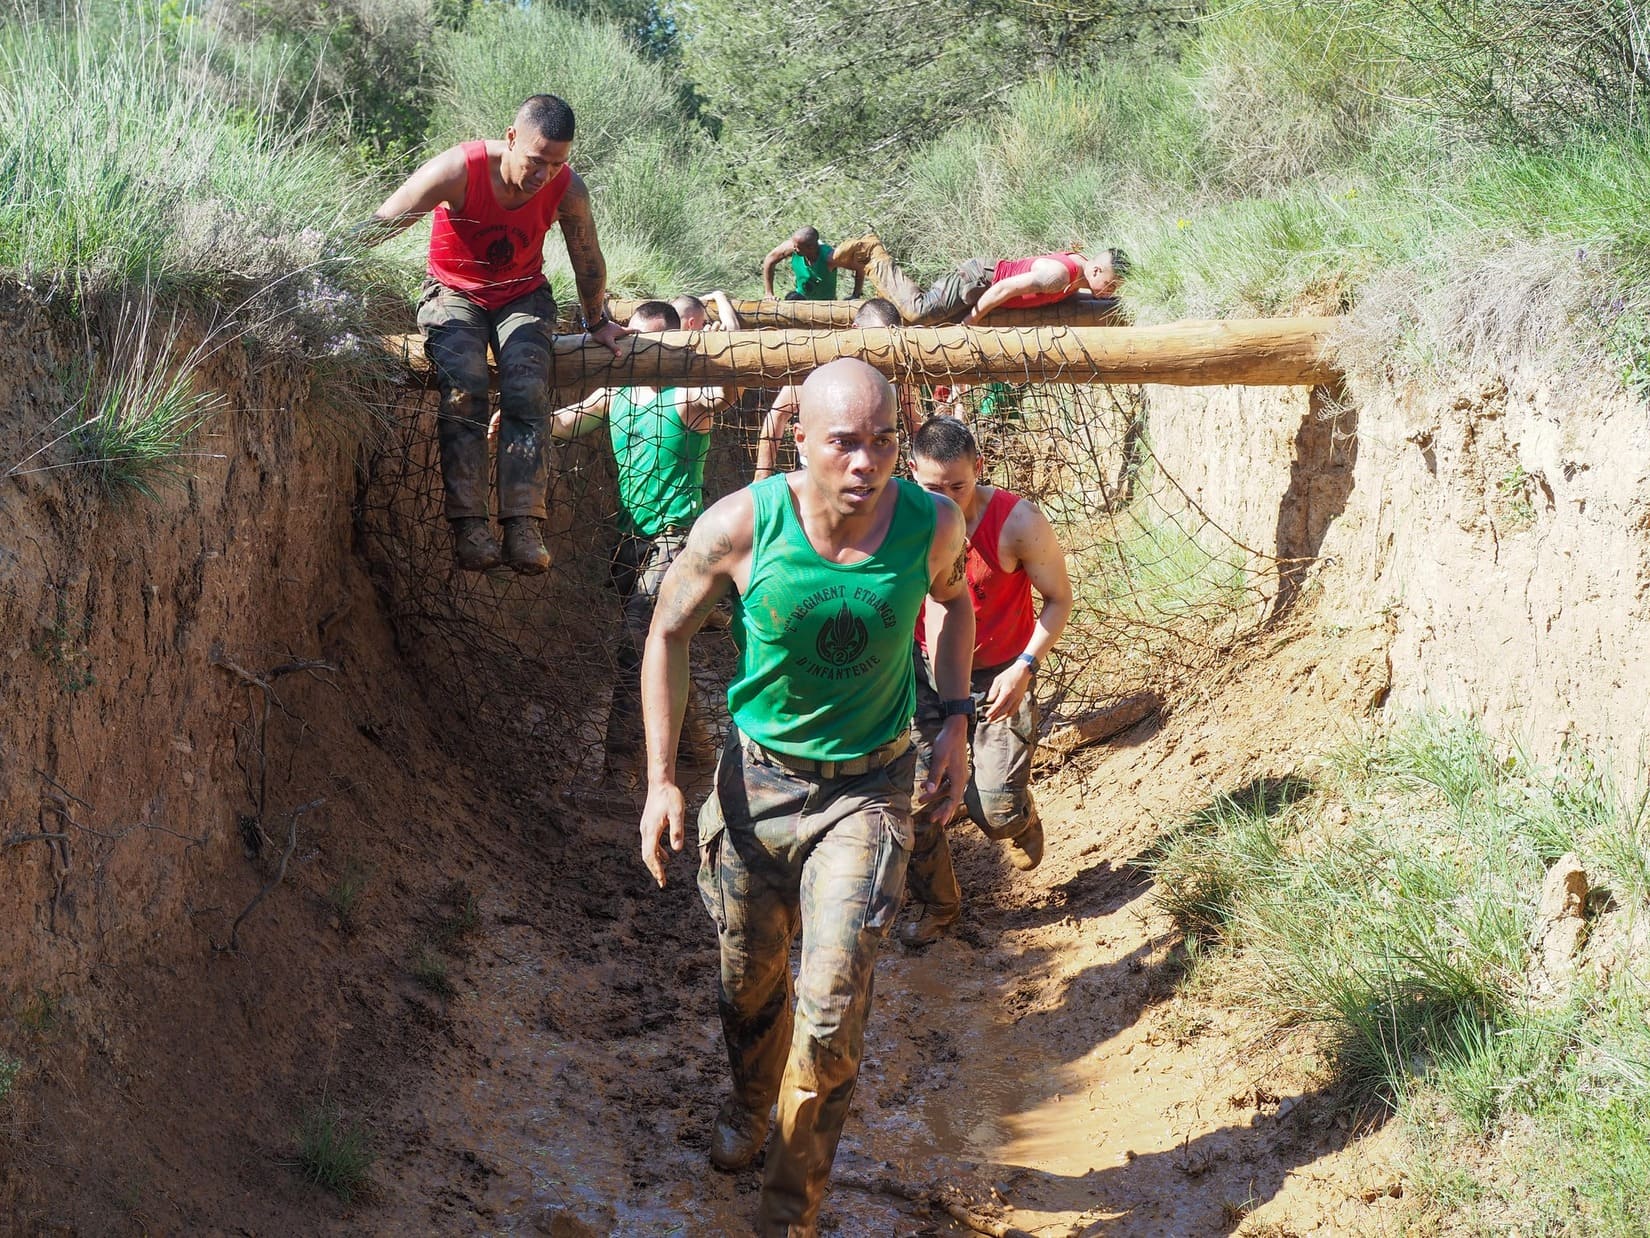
top-left (918, 494), bottom-right (975, 824)
top-left (556, 173), bottom-right (630, 356)
top-left (637, 491), bottom-right (755, 887)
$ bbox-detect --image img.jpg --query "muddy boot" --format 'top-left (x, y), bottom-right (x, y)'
top-left (710, 1097), bottom-right (770, 1172)
top-left (502, 516), bottom-right (551, 574)
top-left (829, 232), bottom-right (880, 270)
top-left (451, 517), bottom-right (502, 572)
top-left (1004, 812), bottom-right (1045, 872)
top-left (898, 904), bottom-right (959, 949)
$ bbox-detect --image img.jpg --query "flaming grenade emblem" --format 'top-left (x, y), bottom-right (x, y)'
top-left (815, 602), bottom-right (869, 667)
top-left (485, 235), bottom-right (516, 268)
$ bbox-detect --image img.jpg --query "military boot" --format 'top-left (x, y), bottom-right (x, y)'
top-left (709, 1097), bottom-right (770, 1172)
top-left (451, 517), bottom-right (501, 572)
top-left (1004, 811), bottom-right (1045, 872)
top-left (501, 516), bottom-right (551, 574)
top-left (898, 904), bottom-right (959, 949)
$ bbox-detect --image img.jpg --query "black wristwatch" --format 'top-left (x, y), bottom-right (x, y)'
top-left (585, 306), bottom-right (612, 331)
top-left (940, 697), bottom-right (976, 720)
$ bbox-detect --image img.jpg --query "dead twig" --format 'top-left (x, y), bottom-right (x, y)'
top-left (834, 1171), bottom-right (1036, 1238)
top-left (221, 797), bottom-right (325, 954)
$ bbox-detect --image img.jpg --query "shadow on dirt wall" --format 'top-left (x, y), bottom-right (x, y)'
top-left (1275, 383), bottom-right (1358, 614)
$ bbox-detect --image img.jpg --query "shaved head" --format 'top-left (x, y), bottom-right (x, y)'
top-left (798, 359), bottom-right (895, 433)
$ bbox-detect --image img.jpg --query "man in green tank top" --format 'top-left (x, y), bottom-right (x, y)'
top-left (761, 225), bottom-right (865, 300)
top-left (549, 299), bottom-right (739, 766)
top-left (637, 360), bottom-right (974, 1236)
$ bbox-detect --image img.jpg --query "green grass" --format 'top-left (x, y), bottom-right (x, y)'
top-left (294, 1102), bottom-right (374, 1200)
top-left (325, 859), bottom-right (369, 933)
top-left (409, 947), bottom-right (454, 997)
top-left (1153, 715), bottom-right (1650, 1230)
top-left (0, 5), bottom-right (374, 296)
top-left (67, 347), bottom-right (222, 502)
top-left (0, 1054), bottom-right (21, 1103)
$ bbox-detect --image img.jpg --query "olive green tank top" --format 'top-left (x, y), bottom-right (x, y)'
top-left (608, 388), bottom-right (710, 537)
top-left (790, 244), bottom-right (838, 300)
top-left (729, 475), bottom-right (935, 760)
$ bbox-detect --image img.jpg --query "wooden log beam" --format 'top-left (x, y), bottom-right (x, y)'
top-left (396, 319), bottom-right (1341, 396)
top-left (598, 296), bottom-right (1124, 330)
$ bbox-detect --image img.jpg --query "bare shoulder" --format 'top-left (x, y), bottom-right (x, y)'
top-left (560, 170), bottom-right (591, 212)
top-left (1002, 493), bottom-right (1061, 552)
top-left (693, 489), bottom-right (757, 559)
top-left (925, 489), bottom-right (965, 541)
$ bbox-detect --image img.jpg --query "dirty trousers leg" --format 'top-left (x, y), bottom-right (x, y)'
top-left (965, 663), bottom-right (1040, 842)
top-left (418, 288), bottom-right (493, 521)
top-left (491, 286), bottom-right (556, 520)
top-left (904, 811), bottom-right (962, 918)
top-left (760, 778), bottom-right (913, 1233)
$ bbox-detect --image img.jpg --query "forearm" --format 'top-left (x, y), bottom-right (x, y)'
top-left (929, 593), bottom-right (976, 700)
top-left (641, 631), bottom-right (693, 786)
top-left (1025, 595), bottom-right (1073, 660)
top-left (762, 256), bottom-right (780, 296)
top-left (352, 211), bottom-right (418, 249)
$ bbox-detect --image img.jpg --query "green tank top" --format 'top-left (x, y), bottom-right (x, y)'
top-left (729, 475), bottom-right (935, 760)
top-left (608, 388), bottom-right (710, 537)
top-left (790, 244), bottom-right (838, 300)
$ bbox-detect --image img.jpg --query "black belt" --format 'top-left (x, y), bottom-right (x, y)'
top-left (741, 731), bottom-right (912, 780)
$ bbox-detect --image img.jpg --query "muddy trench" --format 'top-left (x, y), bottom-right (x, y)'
top-left (5, 294), bottom-right (1645, 1235)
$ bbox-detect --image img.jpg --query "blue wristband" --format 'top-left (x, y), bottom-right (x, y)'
top-left (1017, 652), bottom-right (1038, 675)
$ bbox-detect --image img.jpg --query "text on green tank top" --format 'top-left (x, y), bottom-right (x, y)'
top-left (608, 388), bottom-right (710, 537)
top-left (729, 475), bottom-right (935, 760)
top-left (791, 244), bottom-right (838, 300)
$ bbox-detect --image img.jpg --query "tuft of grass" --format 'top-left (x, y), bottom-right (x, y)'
top-left (409, 948), bottom-right (454, 997)
top-left (294, 1103), bottom-right (374, 1200)
top-left (0, 1054), bottom-right (21, 1103)
top-left (1148, 777), bottom-right (1312, 941)
top-left (325, 859), bottom-right (370, 933)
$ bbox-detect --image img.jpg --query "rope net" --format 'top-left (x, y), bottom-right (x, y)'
top-left (358, 328), bottom-right (1291, 789)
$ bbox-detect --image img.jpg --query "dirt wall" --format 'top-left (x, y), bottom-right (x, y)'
top-left (0, 290), bottom-right (388, 1001)
top-left (1143, 366), bottom-right (1650, 764)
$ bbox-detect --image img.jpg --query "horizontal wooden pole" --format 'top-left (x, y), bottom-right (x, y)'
top-left (598, 296), bottom-right (1124, 330)
top-left (396, 318), bottom-right (1341, 396)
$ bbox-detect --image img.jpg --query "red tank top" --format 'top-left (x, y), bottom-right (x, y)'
top-left (989, 252), bottom-right (1085, 309)
top-left (919, 487), bottom-right (1035, 668)
top-left (427, 141), bottom-right (572, 310)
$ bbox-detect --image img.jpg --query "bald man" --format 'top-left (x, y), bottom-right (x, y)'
top-left (761, 226), bottom-right (866, 300)
top-left (639, 359), bottom-right (974, 1235)
top-left (752, 298), bottom-right (918, 480)
top-left (362, 93), bottom-right (629, 574)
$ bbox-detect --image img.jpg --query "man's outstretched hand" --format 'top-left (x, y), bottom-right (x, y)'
top-left (591, 317), bottom-right (632, 358)
top-left (639, 780), bottom-right (687, 888)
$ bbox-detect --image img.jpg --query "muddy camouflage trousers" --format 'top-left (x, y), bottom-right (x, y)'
top-left (697, 730), bottom-right (916, 1234)
top-left (907, 656), bottom-right (1039, 916)
top-left (417, 280), bottom-right (556, 521)
top-left (606, 531), bottom-right (688, 750)
top-left (863, 241), bottom-right (990, 325)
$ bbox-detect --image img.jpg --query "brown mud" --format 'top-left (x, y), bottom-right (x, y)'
top-left (5, 580), bottom-right (1403, 1235)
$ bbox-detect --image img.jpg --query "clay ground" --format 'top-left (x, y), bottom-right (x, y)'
top-left (4, 600), bottom-right (1407, 1236)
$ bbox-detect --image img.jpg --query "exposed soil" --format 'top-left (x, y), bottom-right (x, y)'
top-left (4, 566), bottom-right (1407, 1235)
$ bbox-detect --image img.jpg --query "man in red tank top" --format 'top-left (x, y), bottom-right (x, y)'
top-left (359, 94), bottom-right (629, 572)
top-left (901, 416), bottom-right (1075, 947)
top-left (830, 233), bottom-right (1128, 325)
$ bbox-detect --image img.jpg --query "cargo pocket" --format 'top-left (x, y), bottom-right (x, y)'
top-left (860, 809), bottom-right (914, 936)
top-left (696, 792), bottom-right (728, 933)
